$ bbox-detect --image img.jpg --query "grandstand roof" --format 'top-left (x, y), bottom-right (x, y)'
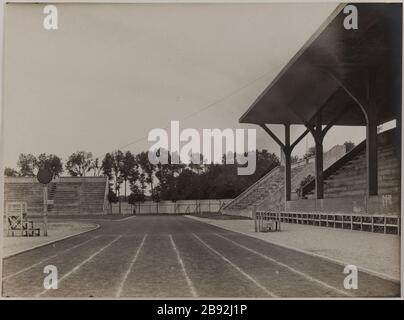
top-left (239, 3), bottom-right (402, 126)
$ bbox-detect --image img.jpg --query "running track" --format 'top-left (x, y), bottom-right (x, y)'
top-left (2, 216), bottom-right (400, 298)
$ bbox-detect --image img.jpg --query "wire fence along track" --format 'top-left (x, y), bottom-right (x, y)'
top-left (255, 211), bottom-right (400, 235)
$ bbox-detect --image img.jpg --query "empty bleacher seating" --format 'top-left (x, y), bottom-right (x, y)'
top-left (4, 176), bottom-right (108, 216)
top-left (222, 162), bottom-right (314, 217)
top-left (4, 178), bottom-right (52, 214)
top-left (305, 128), bottom-right (400, 200)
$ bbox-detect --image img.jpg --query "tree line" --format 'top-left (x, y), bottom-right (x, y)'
top-left (4, 149), bottom-right (280, 204)
top-left (4, 140), bottom-right (355, 204)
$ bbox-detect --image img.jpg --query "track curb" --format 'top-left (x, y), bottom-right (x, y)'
top-left (3, 222), bottom-right (100, 259)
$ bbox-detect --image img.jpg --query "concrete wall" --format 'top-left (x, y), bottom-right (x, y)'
top-left (110, 199), bottom-right (233, 215)
top-left (4, 176), bottom-right (107, 184)
top-left (281, 144), bottom-right (346, 169)
top-left (257, 161), bottom-right (315, 211)
top-left (286, 193), bottom-right (400, 215)
top-left (323, 145), bottom-right (346, 169)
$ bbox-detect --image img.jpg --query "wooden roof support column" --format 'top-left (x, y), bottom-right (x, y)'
top-left (283, 126), bottom-right (311, 201)
top-left (313, 114), bottom-right (324, 199)
top-left (284, 124), bottom-right (292, 201)
top-left (285, 106), bottom-right (325, 199)
top-left (366, 103), bottom-right (378, 196)
top-left (326, 70), bottom-right (378, 196)
top-left (259, 124), bottom-right (285, 149)
top-left (259, 124), bottom-right (311, 201)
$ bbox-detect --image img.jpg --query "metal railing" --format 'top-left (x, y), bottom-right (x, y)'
top-left (256, 210), bottom-right (400, 235)
top-left (254, 211), bottom-right (281, 232)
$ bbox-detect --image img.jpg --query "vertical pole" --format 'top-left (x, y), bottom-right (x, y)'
top-left (315, 115), bottom-right (324, 199)
top-left (43, 185), bottom-right (48, 236)
top-left (366, 108), bottom-right (378, 196)
top-left (253, 206), bottom-right (257, 232)
top-left (365, 69), bottom-right (378, 197)
top-left (284, 124), bottom-right (292, 201)
top-left (119, 194), bottom-right (122, 215)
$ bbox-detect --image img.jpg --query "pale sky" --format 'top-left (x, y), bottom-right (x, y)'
top-left (2, 2), bottom-right (367, 169)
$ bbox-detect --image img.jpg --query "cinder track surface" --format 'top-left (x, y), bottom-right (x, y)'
top-left (2, 215), bottom-right (400, 298)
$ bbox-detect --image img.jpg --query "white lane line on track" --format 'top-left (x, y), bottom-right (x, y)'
top-left (192, 233), bottom-right (277, 298)
top-left (115, 216), bottom-right (136, 222)
top-left (169, 235), bottom-right (198, 298)
top-left (214, 233), bottom-right (353, 297)
top-left (36, 235), bottom-right (123, 297)
top-left (3, 235), bottom-right (102, 280)
top-left (115, 234), bottom-right (148, 297)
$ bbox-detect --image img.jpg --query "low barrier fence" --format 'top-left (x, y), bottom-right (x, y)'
top-left (255, 211), bottom-right (400, 235)
top-left (254, 211), bottom-right (281, 232)
top-left (110, 199), bottom-right (232, 215)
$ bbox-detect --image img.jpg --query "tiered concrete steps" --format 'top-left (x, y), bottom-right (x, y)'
top-left (80, 180), bottom-right (108, 214)
top-left (302, 128), bottom-right (401, 202)
top-left (222, 162), bottom-right (314, 218)
top-left (52, 177), bottom-right (107, 215)
top-left (52, 182), bottom-right (81, 215)
top-left (4, 176), bottom-right (108, 216)
top-left (4, 180), bottom-right (58, 214)
top-left (322, 144), bottom-right (400, 198)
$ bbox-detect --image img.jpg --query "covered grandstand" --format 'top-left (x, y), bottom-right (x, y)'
top-left (225, 3), bottom-right (402, 225)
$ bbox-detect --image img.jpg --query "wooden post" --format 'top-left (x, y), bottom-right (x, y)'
top-left (284, 124), bottom-right (292, 201)
top-left (43, 185), bottom-right (48, 236)
top-left (371, 216), bottom-right (374, 233)
top-left (366, 109), bottom-right (378, 196)
top-left (314, 115), bottom-right (324, 199)
top-left (259, 213), bottom-right (262, 232)
top-left (253, 206), bottom-right (257, 232)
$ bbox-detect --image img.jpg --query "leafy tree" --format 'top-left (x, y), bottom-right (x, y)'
top-left (128, 185), bottom-right (146, 204)
top-left (111, 150), bottom-right (124, 196)
top-left (101, 152), bottom-right (114, 180)
top-left (188, 153), bottom-right (204, 174)
top-left (129, 170), bottom-right (147, 204)
top-left (291, 155), bottom-right (300, 164)
top-left (102, 151), bottom-right (134, 213)
top-left (36, 153), bottom-right (63, 178)
top-left (149, 149), bottom-right (280, 201)
top-left (344, 141), bottom-right (355, 153)
top-left (297, 174), bottom-right (314, 198)
top-left (303, 146), bottom-right (316, 159)
top-left (175, 168), bottom-right (201, 200)
top-left (65, 151), bottom-right (93, 176)
top-left (151, 185), bottom-right (161, 203)
top-left (121, 151), bottom-right (137, 200)
top-left (107, 184), bottom-right (119, 213)
top-left (17, 153), bottom-right (37, 176)
top-left (155, 150), bottom-right (185, 202)
top-left (4, 167), bottom-right (19, 177)
top-left (89, 157), bottom-right (102, 176)
top-left (254, 149), bottom-right (280, 179)
top-left (136, 151), bottom-right (156, 198)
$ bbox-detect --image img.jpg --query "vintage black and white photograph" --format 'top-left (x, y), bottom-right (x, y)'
top-left (0, 1), bottom-right (402, 299)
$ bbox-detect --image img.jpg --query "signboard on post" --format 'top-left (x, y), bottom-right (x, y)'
top-left (37, 168), bottom-right (53, 236)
